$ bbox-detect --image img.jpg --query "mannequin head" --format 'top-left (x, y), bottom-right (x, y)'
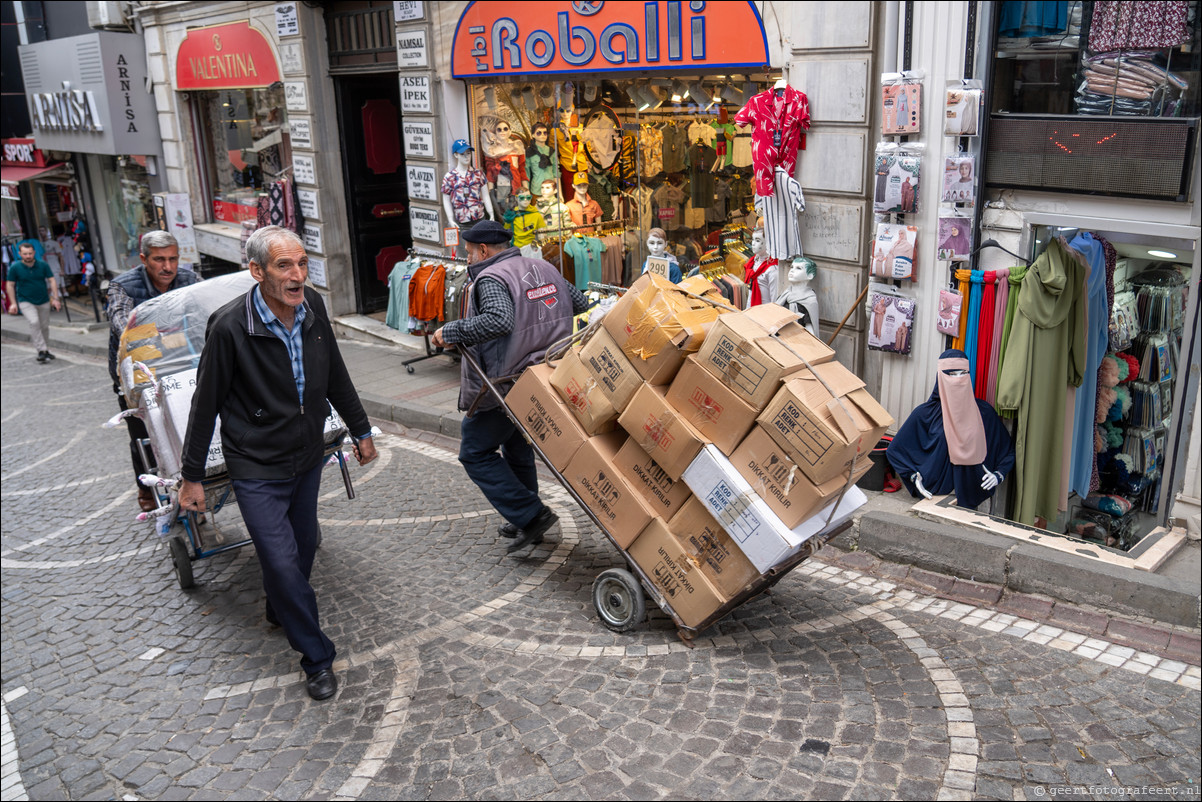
top-left (515, 190), bottom-right (533, 211)
top-left (647, 227), bottom-right (668, 258)
top-left (531, 123), bottom-right (549, 144)
top-left (788, 256), bottom-right (817, 285)
top-left (751, 227), bottom-right (766, 256)
top-left (572, 173), bottom-right (590, 200)
top-left (540, 179), bottom-right (559, 201)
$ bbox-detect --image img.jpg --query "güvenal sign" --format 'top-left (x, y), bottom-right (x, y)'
top-left (175, 21), bottom-right (281, 90)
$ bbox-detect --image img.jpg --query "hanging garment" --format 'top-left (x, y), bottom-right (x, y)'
top-left (652, 182), bottom-right (686, 231)
top-left (588, 172), bottom-right (617, 221)
top-left (744, 255), bottom-right (778, 307)
top-left (952, 268), bottom-right (972, 351)
top-left (662, 124), bottom-right (690, 173)
top-left (964, 271), bottom-right (985, 388)
top-left (1088, 0), bottom-right (1190, 51)
top-left (556, 125), bottom-right (590, 172)
top-left (998, 0), bottom-right (1069, 37)
top-left (441, 168), bottom-right (488, 225)
top-left (734, 86), bottom-right (811, 196)
top-left (564, 236), bottom-right (606, 291)
top-left (639, 127), bottom-right (664, 177)
top-left (995, 262), bottom-right (1029, 392)
top-left (1089, 237), bottom-right (1118, 492)
top-left (731, 134), bottom-right (754, 169)
top-left (688, 143), bottom-right (718, 207)
top-left (887, 350), bottom-right (1015, 509)
top-left (975, 271), bottom-right (998, 400)
top-left (599, 235), bottom-right (625, 286)
top-left (754, 167), bottom-right (805, 260)
top-left (408, 263), bottom-right (447, 323)
top-left (507, 208), bottom-right (546, 247)
top-left (996, 238), bottom-right (1086, 526)
top-left (615, 132), bottom-right (639, 189)
top-left (526, 142), bottom-right (557, 192)
top-left (443, 267), bottom-right (470, 323)
top-left (566, 197), bottom-right (603, 229)
top-left (985, 267), bottom-right (1011, 405)
top-left (1067, 232), bottom-right (1109, 500)
top-left (707, 180), bottom-right (732, 224)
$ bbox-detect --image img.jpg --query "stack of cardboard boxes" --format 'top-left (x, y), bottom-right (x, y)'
top-left (506, 274), bottom-right (893, 630)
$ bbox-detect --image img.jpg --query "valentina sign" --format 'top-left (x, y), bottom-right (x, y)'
top-left (451, 0), bottom-right (768, 78)
top-left (175, 21), bottom-right (281, 90)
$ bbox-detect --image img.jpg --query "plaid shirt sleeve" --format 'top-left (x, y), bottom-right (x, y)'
top-left (107, 282), bottom-right (136, 338)
top-left (440, 277), bottom-right (514, 346)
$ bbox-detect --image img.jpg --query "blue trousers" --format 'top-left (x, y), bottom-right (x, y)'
top-left (459, 407), bottom-right (542, 529)
top-left (232, 463), bottom-right (335, 675)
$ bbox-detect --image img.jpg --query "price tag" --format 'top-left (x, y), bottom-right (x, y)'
top-left (645, 256), bottom-right (671, 279)
top-left (444, 228), bottom-right (460, 247)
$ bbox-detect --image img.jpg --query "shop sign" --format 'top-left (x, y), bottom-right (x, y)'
top-left (293, 153), bottom-right (316, 185)
top-left (279, 42), bottom-right (304, 74)
top-left (402, 120), bottom-right (435, 158)
top-left (303, 222), bottom-right (324, 253)
top-left (399, 74), bottom-right (432, 113)
top-left (284, 80), bottom-right (308, 112)
top-left (28, 86), bottom-right (104, 133)
top-left (213, 199), bottom-right (256, 225)
top-left (2, 138), bottom-right (46, 168)
top-left (297, 188), bottom-right (319, 219)
top-left (409, 205), bottom-right (441, 243)
top-left (308, 256), bottom-right (327, 289)
top-left (406, 164), bottom-right (437, 201)
top-left (1, 184), bottom-right (19, 200)
top-left (451, 1), bottom-right (769, 79)
top-left (175, 21), bottom-right (282, 90)
top-left (289, 116), bottom-right (313, 149)
top-left (395, 1), bottom-right (424, 22)
top-left (275, 3), bottom-right (299, 37)
top-left (397, 28), bottom-right (428, 68)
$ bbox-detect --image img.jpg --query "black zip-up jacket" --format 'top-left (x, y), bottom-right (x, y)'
top-left (181, 286), bottom-right (371, 482)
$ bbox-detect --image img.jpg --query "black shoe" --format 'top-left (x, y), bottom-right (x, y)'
top-left (43, 351), bottom-right (55, 360)
top-left (36, 352), bottom-right (48, 363)
top-left (265, 606), bottom-right (280, 627)
top-left (498, 521), bottom-right (519, 538)
top-left (507, 507), bottom-right (558, 554)
top-left (306, 669), bottom-right (337, 701)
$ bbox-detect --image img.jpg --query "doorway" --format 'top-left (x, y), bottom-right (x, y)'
top-left (334, 73), bottom-right (411, 313)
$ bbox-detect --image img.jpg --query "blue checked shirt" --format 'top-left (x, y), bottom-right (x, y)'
top-left (252, 285), bottom-right (307, 405)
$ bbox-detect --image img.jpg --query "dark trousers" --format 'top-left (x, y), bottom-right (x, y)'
top-left (117, 391), bottom-right (150, 487)
top-left (459, 407), bottom-right (542, 529)
top-left (232, 463), bottom-right (335, 675)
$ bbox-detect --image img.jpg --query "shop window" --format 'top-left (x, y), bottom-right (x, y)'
top-left (197, 86), bottom-right (290, 225)
top-left (990, 1), bottom-right (1202, 118)
top-left (98, 155), bottom-right (155, 272)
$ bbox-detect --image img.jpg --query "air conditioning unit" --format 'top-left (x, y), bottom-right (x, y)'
top-left (87, 1), bottom-right (129, 31)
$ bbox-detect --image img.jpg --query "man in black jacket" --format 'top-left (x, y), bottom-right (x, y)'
top-left (178, 226), bottom-right (376, 701)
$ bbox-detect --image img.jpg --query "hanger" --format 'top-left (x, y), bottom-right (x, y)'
top-left (972, 238), bottom-right (1030, 265)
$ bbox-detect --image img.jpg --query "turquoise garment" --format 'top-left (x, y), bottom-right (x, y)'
top-left (385, 259), bottom-right (418, 331)
top-left (965, 270), bottom-right (985, 389)
top-left (563, 236), bottom-right (606, 291)
top-left (1067, 232), bottom-right (1108, 499)
top-left (526, 143), bottom-right (557, 193)
top-left (999, 1), bottom-right (1067, 37)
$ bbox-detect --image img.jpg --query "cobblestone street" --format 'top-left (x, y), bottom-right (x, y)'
top-left (2, 342), bottom-right (1199, 801)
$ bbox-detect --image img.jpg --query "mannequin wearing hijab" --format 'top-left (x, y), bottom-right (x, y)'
top-left (886, 350), bottom-right (1015, 509)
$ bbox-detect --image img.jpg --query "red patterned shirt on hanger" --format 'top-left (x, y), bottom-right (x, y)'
top-left (734, 86), bottom-right (811, 197)
top-left (1089, 0), bottom-right (1190, 52)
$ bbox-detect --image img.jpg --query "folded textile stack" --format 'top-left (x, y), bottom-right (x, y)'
top-left (1076, 53), bottom-right (1188, 116)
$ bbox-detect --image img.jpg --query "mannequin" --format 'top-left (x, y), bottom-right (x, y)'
top-left (774, 256), bottom-right (819, 338)
top-left (887, 350), bottom-right (1015, 509)
top-left (743, 226), bottom-right (778, 307)
top-left (503, 189), bottom-right (546, 248)
top-left (526, 122), bottom-right (557, 193)
top-left (557, 108), bottom-right (589, 196)
top-left (441, 140), bottom-right (495, 232)
top-left (642, 227), bottom-right (682, 283)
top-left (537, 179), bottom-right (571, 230)
top-left (566, 173), bottom-right (602, 231)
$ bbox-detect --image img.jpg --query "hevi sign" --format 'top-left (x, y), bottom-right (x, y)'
top-left (451, 1), bottom-right (769, 79)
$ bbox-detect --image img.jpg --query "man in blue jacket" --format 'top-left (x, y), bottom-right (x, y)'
top-left (178, 226), bottom-right (377, 701)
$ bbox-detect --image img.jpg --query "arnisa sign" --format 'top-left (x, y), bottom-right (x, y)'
top-left (451, 0), bottom-right (768, 79)
top-left (28, 87), bottom-right (104, 133)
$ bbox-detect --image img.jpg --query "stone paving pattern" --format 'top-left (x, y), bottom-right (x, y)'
top-left (1, 344), bottom-right (1199, 801)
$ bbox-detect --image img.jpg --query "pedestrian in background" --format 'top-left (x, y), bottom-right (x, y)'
top-left (178, 226), bottom-right (377, 702)
top-left (5, 242), bottom-right (61, 363)
top-left (107, 230), bottom-right (201, 512)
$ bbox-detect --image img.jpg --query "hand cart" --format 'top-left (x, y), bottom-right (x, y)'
top-left (459, 344), bottom-right (853, 645)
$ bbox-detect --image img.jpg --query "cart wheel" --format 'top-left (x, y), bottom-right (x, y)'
top-left (593, 569), bottom-right (645, 632)
top-left (406, 365), bottom-right (415, 374)
top-left (169, 536), bottom-right (194, 589)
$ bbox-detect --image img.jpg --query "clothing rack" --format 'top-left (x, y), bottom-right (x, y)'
top-left (536, 218), bottom-right (632, 241)
top-left (586, 281), bottom-right (628, 295)
top-left (401, 249), bottom-right (467, 374)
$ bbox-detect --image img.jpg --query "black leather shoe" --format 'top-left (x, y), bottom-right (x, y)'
top-left (497, 521), bottom-right (519, 538)
top-left (265, 606), bottom-right (280, 627)
top-left (306, 669), bottom-right (337, 701)
top-left (36, 352), bottom-right (48, 363)
top-left (507, 507), bottom-right (558, 554)
top-left (43, 351), bottom-right (55, 360)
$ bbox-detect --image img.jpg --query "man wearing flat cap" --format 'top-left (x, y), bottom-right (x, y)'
top-left (432, 220), bottom-right (590, 553)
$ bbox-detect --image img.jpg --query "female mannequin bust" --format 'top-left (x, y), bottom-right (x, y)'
top-left (441, 142), bottom-right (495, 229)
top-left (642, 227), bottom-right (682, 283)
top-left (743, 227), bottom-right (778, 307)
top-left (775, 255), bottom-right (820, 338)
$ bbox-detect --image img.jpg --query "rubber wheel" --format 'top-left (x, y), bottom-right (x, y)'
top-left (169, 536), bottom-right (194, 589)
top-left (593, 568), bottom-right (646, 632)
top-left (406, 365), bottom-right (415, 374)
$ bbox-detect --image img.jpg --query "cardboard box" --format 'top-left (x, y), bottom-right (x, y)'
top-left (683, 444), bottom-right (867, 573)
top-left (564, 432), bottom-right (657, 548)
top-left (550, 348), bottom-right (618, 435)
top-left (618, 383), bottom-right (710, 482)
top-left (694, 304), bottom-right (836, 410)
top-left (668, 497), bottom-right (761, 600)
top-left (508, 363), bottom-right (590, 471)
top-left (758, 362), bottom-right (893, 485)
top-left (627, 517), bottom-right (728, 629)
top-left (578, 327), bottom-right (643, 411)
top-left (666, 355), bottom-right (758, 455)
top-left (612, 436), bottom-right (693, 520)
top-left (602, 273), bottom-right (728, 384)
top-left (731, 424), bottom-right (872, 528)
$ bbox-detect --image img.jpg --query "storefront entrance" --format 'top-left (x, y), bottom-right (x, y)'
top-left (334, 73), bottom-right (411, 314)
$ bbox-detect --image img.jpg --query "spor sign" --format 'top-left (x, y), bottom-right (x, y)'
top-left (451, 1), bottom-right (768, 79)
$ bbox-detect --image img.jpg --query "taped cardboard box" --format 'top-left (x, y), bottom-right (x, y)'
top-left (627, 517), bottom-right (727, 629)
top-left (731, 423), bottom-right (871, 529)
top-left (564, 432), bottom-right (657, 548)
top-left (578, 327), bottom-right (643, 411)
top-left (683, 444), bottom-right (867, 573)
top-left (550, 348), bottom-right (618, 435)
top-left (508, 363), bottom-right (589, 471)
top-left (694, 303), bottom-right (836, 410)
top-left (618, 383), bottom-right (710, 482)
top-left (758, 361), bottom-right (893, 485)
top-left (602, 273), bottom-right (729, 384)
top-left (612, 436), bottom-right (693, 520)
top-left (665, 355), bottom-right (758, 455)
top-left (668, 496), bottom-right (761, 600)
